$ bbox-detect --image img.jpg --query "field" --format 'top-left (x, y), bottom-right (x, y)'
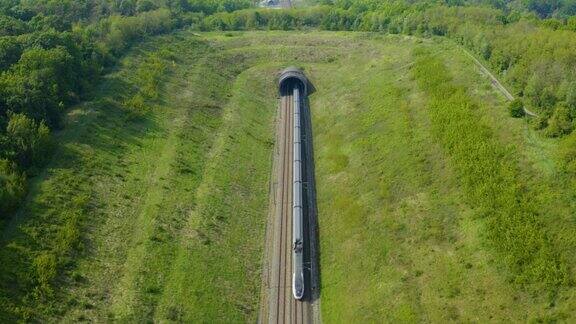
top-left (308, 35), bottom-right (576, 322)
top-left (1, 30), bottom-right (575, 322)
top-left (0, 32), bottom-right (280, 321)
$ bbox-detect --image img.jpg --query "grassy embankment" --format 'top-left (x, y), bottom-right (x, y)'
top-left (2, 30), bottom-right (576, 322)
top-left (0, 30), bottom-right (386, 322)
top-left (0, 31), bottom-right (280, 321)
top-left (308, 35), bottom-right (576, 322)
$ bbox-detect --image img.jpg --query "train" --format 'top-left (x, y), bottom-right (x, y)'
top-left (292, 85), bottom-right (304, 299)
top-left (292, 85), bottom-right (305, 300)
top-left (279, 67), bottom-right (311, 301)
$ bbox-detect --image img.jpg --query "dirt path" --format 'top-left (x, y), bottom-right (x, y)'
top-left (460, 47), bottom-right (538, 117)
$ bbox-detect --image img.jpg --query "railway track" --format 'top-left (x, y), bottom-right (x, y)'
top-left (266, 85), bottom-right (312, 324)
top-left (261, 68), bottom-right (318, 324)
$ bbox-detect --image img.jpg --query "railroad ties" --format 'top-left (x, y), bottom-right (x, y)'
top-left (265, 67), bottom-right (316, 324)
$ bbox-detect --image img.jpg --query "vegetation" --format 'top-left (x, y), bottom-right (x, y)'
top-left (508, 98), bottom-right (525, 117)
top-left (0, 29), bottom-right (356, 321)
top-left (201, 3), bottom-right (576, 141)
top-left (412, 51), bottom-right (566, 288)
top-left (0, 30), bottom-right (279, 321)
top-left (304, 32), bottom-right (576, 322)
top-left (2, 0), bottom-right (575, 219)
top-left (1, 0), bottom-right (576, 321)
top-left (0, 0), bottom-right (254, 219)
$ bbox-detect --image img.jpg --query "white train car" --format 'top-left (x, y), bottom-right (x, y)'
top-left (279, 67), bottom-right (312, 300)
top-left (292, 86), bottom-right (304, 300)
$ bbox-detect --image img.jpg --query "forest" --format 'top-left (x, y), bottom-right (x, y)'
top-left (206, 3), bottom-right (576, 134)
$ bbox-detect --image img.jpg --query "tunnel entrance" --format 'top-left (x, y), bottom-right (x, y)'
top-left (279, 67), bottom-right (313, 96)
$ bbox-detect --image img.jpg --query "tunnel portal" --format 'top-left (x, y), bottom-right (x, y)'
top-left (279, 67), bottom-right (312, 96)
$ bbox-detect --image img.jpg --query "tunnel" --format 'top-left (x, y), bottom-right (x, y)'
top-left (279, 67), bottom-right (312, 96)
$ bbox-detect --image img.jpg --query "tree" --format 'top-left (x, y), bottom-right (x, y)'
top-left (0, 15), bottom-right (28, 36)
top-left (565, 81), bottom-right (576, 110)
top-left (525, 0), bottom-right (561, 18)
top-left (546, 103), bottom-right (573, 137)
top-left (1, 47), bottom-right (76, 128)
top-left (509, 98), bottom-right (525, 117)
top-left (0, 158), bottom-right (26, 215)
top-left (137, 0), bottom-right (159, 13)
top-left (28, 14), bottom-right (69, 32)
top-left (0, 37), bottom-right (23, 71)
top-left (114, 0), bottom-right (137, 16)
top-left (6, 113), bottom-right (51, 168)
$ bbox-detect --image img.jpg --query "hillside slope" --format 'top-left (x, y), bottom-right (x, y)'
top-left (308, 36), bottom-right (576, 322)
top-left (1, 31), bottom-right (575, 322)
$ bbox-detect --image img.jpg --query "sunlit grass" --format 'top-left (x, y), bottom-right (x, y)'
top-left (2, 30), bottom-right (576, 322)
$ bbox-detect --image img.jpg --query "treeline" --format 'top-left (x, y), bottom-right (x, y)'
top-left (204, 4), bottom-right (576, 137)
top-left (0, 0), bottom-right (252, 216)
top-left (312, 0), bottom-right (576, 19)
top-left (514, 0), bottom-right (576, 18)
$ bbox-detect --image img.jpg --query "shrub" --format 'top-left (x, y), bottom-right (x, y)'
top-left (6, 112), bottom-right (52, 169)
top-left (533, 115), bottom-right (549, 130)
top-left (100, 9), bottom-right (174, 56)
top-left (0, 158), bottom-right (26, 215)
top-left (508, 98), bottom-right (525, 118)
top-left (137, 54), bottom-right (166, 100)
top-left (33, 252), bottom-right (57, 295)
top-left (123, 94), bottom-right (148, 118)
top-left (545, 104), bottom-right (573, 137)
top-left (559, 131), bottom-right (576, 176)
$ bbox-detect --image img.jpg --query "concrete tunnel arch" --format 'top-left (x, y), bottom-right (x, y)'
top-left (279, 67), bottom-right (314, 96)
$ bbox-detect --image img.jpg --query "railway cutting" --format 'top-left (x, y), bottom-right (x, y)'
top-left (260, 68), bottom-right (320, 324)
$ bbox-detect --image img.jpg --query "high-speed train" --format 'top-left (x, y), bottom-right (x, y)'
top-left (292, 85), bottom-right (305, 300)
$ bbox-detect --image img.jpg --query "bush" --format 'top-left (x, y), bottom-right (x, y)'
top-left (508, 98), bottom-right (525, 117)
top-left (123, 94), bottom-right (148, 118)
top-left (559, 131), bottom-right (576, 176)
top-left (137, 54), bottom-right (166, 100)
top-left (100, 9), bottom-right (174, 56)
top-left (6, 113), bottom-right (52, 169)
top-left (33, 252), bottom-right (57, 295)
top-left (0, 158), bottom-right (26, 215)
top-left (545, 104), bottom-right (573, 137)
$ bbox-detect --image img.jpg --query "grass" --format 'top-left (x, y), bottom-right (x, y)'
top-left (1, 30), bottom-right (576, 322)
top-left (306, 35), bottom-right (576, 322)
top-left (0, 31), bottom-right (277, 321)
top-left (152, 66), bottom-right (277, 322)
top-left (412, 50), bottom-right (566, 288)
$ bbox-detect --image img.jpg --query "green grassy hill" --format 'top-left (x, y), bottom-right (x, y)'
top-left (1, 30), bottom-right (576, 322)
top-left (308, 35), bottom-right (576, 322)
